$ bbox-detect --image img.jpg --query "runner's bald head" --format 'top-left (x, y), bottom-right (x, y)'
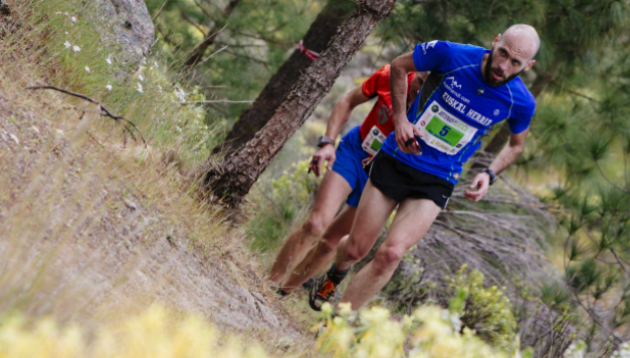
top-left (484, 24), bottom-right (538, 86)
top-left (499, 24), bottom-right (540, 60)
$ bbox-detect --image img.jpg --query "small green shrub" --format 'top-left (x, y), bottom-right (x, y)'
top-left (446, 265), bottom-right (517, 351)
top-left (316, 302), bottom-right (516, 358)
top-left (246, 159), bottom-right (320, 253)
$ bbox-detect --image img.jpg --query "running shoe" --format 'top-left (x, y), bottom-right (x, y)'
top-left (302, 278), bottom-right (315, 290)
top-left (309, 274), bottom-right (337, 311)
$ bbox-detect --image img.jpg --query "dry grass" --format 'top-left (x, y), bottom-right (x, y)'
top-left (0, 0), bottom-right (316, 355)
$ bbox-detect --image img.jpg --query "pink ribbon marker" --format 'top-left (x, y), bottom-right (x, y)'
top-left (296, 40), bottom-right (320, 61)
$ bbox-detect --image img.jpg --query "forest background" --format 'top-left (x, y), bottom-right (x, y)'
top-left (146, 0), bottom-right (630, 356)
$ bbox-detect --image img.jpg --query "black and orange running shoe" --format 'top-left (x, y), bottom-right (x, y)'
top-left (309, 274), bottom-right (338, 311)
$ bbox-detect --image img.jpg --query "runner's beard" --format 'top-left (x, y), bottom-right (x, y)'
top-left (484, 48), bottom-right (523, 87)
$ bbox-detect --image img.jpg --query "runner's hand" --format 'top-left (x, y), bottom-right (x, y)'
top-left (310, 144), bottom-right (336, 177)
top-left (464, 172), bottom-right (490, 202)
top-left (394, 119), bottom-right (422, 155)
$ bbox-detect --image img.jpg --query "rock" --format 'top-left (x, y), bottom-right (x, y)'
top-left (0, 0), bottom-right (10, 17)
top-left (91, 0), bottom-right (155, 62)
top-left (122, 197), bottom-right (137, 210)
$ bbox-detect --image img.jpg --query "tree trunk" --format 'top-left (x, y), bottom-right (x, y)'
top-left (184, 0), bottom-right (241, 67)
top-left (211, 0), bottom-right (355, 155)
top-left (470, 70), bottom-right (556, 168)
top-left (203, 0), bottom-right (396, 208)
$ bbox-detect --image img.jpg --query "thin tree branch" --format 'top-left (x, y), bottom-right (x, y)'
top-left (551, 80), bottom-right (599, 102)
top-left (574, 297), bottom-right (623, 347)
top-left (178, 5), bottom-right (207, 37)
top-left (27, 85), bottom-right (146, 146)
top-left (199, 44), bottom-right (228, 64)
top-left (213, 40), bottom-right (267, 48)
top-left (223, 48), bottom-right (269, 67)
top-left (595, 159), bottom-right (630, 194)
top-left (184, 99), bottom-right (253, 105)
top-left (611, 248), bottom-right (629, 277)
top-left (192, 0), bottom-right (213, 19)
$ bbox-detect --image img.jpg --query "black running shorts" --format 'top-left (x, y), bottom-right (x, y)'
top-left (367, 151), bottom-right (454, 209)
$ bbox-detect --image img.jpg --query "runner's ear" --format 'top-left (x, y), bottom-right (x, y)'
top-left (492, 34), bottom-right (501, 46)
top-left (524, 59), bottom-right (536, 71)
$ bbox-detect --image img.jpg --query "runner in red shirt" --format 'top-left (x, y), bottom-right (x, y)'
top-left (269, 66), bottom-right (427, 294)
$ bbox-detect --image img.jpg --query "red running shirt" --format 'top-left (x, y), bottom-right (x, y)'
top-left (359, 65), bottom-right (416, 141)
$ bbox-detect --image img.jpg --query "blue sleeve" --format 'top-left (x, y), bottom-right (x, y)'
top-left (412, 40), bottom-right (451, 73)
top-left (507, 105), bottom-right (535, 134)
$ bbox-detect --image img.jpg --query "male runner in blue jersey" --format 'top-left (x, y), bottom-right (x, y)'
top-left (308, 24), bottom-right (540, 311)
top-left (268, 67), bottom-right (427, 290)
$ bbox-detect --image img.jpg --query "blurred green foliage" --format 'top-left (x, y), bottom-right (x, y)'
top-left (145, 0), bottom-right (322, 121)
top-left (246, 159), bottom-right (320, 253)
top-left (144, 0), bottom-right (630, 353)
top-left (447, 265), bottom-right (517, 352)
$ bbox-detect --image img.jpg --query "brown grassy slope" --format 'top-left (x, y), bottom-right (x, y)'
top-left (0, 3), bottom-right (313, 355)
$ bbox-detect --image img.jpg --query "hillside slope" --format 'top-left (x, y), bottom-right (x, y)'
top-left (0, 2), bottom-right (312, 355)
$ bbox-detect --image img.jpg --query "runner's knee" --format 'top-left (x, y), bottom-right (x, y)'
top-left (302, 215), bottom-right (326, 237)
top-left (346, 238), bottom-right (370, 262)
top-left (317, 236), bottom-right (339, 255)
top-left (373, 245), bottom-right (404, 274)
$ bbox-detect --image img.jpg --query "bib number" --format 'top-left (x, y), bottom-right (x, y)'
top-left (361, 125), bottom-right (386, 156)
top-left (415, 100), bottom-right (477, 155)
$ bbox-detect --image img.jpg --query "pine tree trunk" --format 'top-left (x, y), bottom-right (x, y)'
top-left (211, 0), bottom-right (355, 155)
top-left (471, 70), bottom-right (555, 168)
top-left (203, 0), bottom-right (396, 208)
top-left (184, 0), bottom-right (241, 67)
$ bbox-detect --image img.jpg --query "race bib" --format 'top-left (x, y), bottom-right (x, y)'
top-left (361, 125), bottom-right (387, 156)
top-left (415, 100), bottom-right (477, 155)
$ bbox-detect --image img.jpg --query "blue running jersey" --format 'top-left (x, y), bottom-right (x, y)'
top-left (380, 41), bottom-right (536, 184)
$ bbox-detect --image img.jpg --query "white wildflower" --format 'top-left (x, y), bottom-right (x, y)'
top-left (175, 126), bottom-right (182, 133)
top-left (174, 85), bottom-right (186, 104)
top-left (64, 41), bottom-right (71, 49)
top-left (105, 83), bottom-right (112, 91)
top-left (105, 56), bottom-right (112, 65)
top-left (84, 66), bottom-right (90, 73)
top-left (563, 341), bottom-right (586, 358)
top-left (136, 83), bottom-right (143, 93)
top-left (72, 45), bottom-right (81, 52)
top-left (71, 16), bottom-right (77, 23)
top-left (138, 74), bottom-right (144, 81)
top-left (141, 57), bottom-right (147, 65)
top-left (65, 32), bottom-right (68, 35)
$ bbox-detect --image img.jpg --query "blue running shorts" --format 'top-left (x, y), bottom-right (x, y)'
top-left (331, 126), bottom-right (371, 207)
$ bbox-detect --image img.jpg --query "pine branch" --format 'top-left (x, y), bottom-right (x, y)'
top-left (551, 80), bottom-right (598, 102)
top-left (594, 159), bottom-right (630, 194)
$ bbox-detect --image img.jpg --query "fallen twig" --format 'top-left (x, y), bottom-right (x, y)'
top-left (27, 85), bottom-right (146, 146)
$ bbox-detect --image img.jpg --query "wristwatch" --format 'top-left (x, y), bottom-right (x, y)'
top-left (483, 168), bottom-right (497, 185)
top-left (317, 135), bottom-right (334, 148)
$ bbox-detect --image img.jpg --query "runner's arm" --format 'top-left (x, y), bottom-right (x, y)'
top-left (324, 86), bottom-right (371, 140)
top-left (464, 129), bottom-right (529, 202)
top-left (310, 87), bottom-right (370, 177)
top-left (391, 52), bottom-right (423, 155)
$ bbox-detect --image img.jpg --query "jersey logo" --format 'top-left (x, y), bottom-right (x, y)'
top-left (493, 109), bottom-right (500, 116)
top-left (421, 40), bottom-right (438, 55)
top-left (377, 103), bottom-right (391, 124)
top-left (445, 76), bottom-right (462, 90)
